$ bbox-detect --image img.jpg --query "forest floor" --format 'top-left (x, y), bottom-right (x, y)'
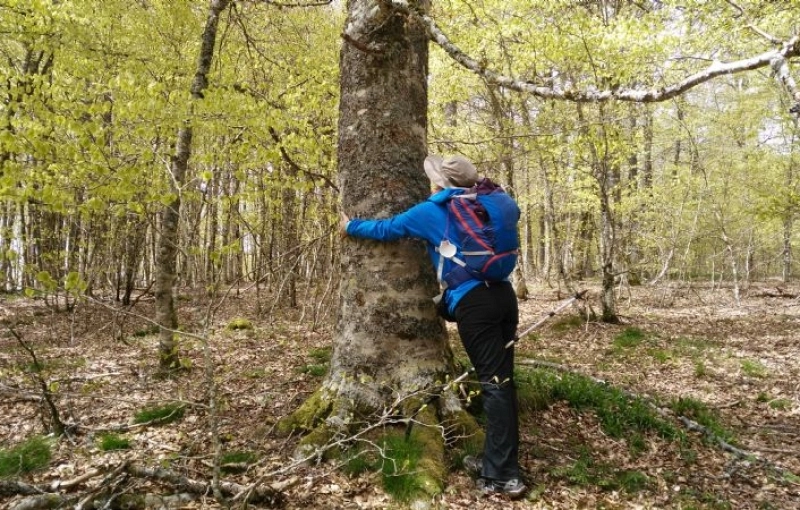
top-left (1, 281), bottom-right (799, 509)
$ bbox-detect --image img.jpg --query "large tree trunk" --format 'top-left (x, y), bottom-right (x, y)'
top-left (280, 0), bottom-right (480, 500)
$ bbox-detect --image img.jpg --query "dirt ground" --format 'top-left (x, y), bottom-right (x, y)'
top-left (1, 281), bottom-right (799, 509)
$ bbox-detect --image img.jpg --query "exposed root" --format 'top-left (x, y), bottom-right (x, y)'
top-left (279, 375), bottom-right (484, 503)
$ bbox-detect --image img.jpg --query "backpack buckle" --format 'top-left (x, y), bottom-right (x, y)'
top-left (437, 240), bottom-right (457, 258)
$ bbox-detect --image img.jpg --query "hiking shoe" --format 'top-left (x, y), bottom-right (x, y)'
top-left (463, 455), bottom-right (483, 476)
top-left (477, 477), bottom-right (528, 500)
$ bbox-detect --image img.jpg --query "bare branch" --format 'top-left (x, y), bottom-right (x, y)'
top-left (748, 24), bottom-right (782, 45)
top-left (268, 126), bottom-right (340, 191)
top-left (7, 327), bottom-right (67, 436)
top-left (385, 0), bottom-right (800, 103)
top-left (724, 0), bottom-right (744, 18)
top-left (245, 0), bottom-right (333, 7)
top-left (771, 56), bottom-right (800, 104)
top-left (722, 1), bottom-right (783, 48)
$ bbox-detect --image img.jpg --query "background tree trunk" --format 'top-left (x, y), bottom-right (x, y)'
top-left (155, 0), bottom-right (229, 371)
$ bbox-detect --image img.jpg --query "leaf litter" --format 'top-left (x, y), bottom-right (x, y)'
top-left (0, 282), bottom-right (798, 509)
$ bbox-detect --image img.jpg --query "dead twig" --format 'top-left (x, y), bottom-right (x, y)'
top-left (7, 326), bottom-right (67, 436)
top-left (124, 462), bottom-right (283, 505)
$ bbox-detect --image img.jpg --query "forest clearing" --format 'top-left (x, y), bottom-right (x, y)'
top-left (2, 282), bottom-right (798, 509)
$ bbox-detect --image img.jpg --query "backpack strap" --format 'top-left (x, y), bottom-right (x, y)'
top-left (449, 193), bottom-right (494, 254)
top-left (435, 240), bottom-right (467, 290)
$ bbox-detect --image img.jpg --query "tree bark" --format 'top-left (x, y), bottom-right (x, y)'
top-left (281, 0), bottom-right (480, 500)
top-left (782, 120), bottom-right (798, 283)
top-left (576, 103), bottom-right (619, 322)
top-left (155, 0), bottom-right (229, 371)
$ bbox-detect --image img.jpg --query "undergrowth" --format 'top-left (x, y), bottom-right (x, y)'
top-left (669, 397), bottom-right (735, 444)
top-left (516, 367), bottom-right (684, 448)
top-left (379, 433), bottom-right (426, 501)
top-left (220, 450), bottom-right (259, 473)
top-left (97, 433), bottom-right (131, 451)
top-left (0, 436), bottom-right (52, 478)
top-left (133, 403), bottom-right (185, 425)
top-left (612, 327), bottom-right (647, 350)
top-left (551, 448), bottom-right (651, 493)
top-left (299, 346), bottom-right (332, 377)
top-left (342, 432), bottom-right (428, 502)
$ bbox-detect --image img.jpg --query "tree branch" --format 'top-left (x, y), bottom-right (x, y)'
top-left (249, 0), bottom-right (333, 7)
top-left (268, 126), bottom-right (339, 191)
top-left (4, 462), bottom-right (285, 509)
top-left (385, 0), bottom-right (800, 103)
top-left (772, 56), bottom-right (800, 113)
top-left (124, 463), bottom-right (283, 504)
top-left (7, 327), bottom-right (66, 436)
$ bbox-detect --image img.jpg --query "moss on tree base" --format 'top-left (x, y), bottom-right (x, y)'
top-left (278, 375), bottom-right (485, 505)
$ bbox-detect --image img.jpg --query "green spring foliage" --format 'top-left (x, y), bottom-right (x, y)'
top-left (669, 397), bottom-right (735, 444)
top-left (299, 346), bottom-right (332, 377)
top-left (518, 366), bottom-right (736, 454)
top-left (740, 358), bottom-right (768, 378)
top-left (612, 327), bottom-right (647, 350)
top-left (552, 448), bottom-right (651, 493)
top-left (308, 346), bottom-right (332, 364)
top-left (299, 364), bottom-right (328, 377)
top-left (220, 450), bottom-right (259, 473)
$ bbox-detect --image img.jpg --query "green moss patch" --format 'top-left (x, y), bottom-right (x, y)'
top-left (220, 450), bottom-right (259, 473)
top-left (226, 317), bottom-right (253, 331)
top-left (97, 433), bottom-right (131, 451)
top-left (0, 436), bottom-right (52, 478)
top-left (133, 402), bottom-right (185, 425)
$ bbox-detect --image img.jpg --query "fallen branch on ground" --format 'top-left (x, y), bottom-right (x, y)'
top-left (5, 461), bottom-right (286, 510)
top-left (124, 463), bottom-right (284, 504)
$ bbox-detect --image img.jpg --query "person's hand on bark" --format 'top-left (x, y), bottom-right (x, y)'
top-left (339, 212), bottom-right (350, 238)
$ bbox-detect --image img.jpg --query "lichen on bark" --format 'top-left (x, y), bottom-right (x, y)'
top-left (279, 0), bottom-right (482, 503)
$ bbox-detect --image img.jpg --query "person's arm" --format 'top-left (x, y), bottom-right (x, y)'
top-left (343, 202), bottom-right (434, 242)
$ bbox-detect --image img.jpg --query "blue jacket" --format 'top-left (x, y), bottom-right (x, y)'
top-left (346, 188), bottom-right (482, 315)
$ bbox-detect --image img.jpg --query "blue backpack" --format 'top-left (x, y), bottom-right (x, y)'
top-left (436, 178), bottom-right (520, 290)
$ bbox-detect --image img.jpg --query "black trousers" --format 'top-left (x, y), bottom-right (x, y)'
top-left (454, 281), bottom-right (520, 482)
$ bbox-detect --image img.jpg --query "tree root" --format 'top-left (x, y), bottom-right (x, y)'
top-left (278, 373), bottom-right (484, 503)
